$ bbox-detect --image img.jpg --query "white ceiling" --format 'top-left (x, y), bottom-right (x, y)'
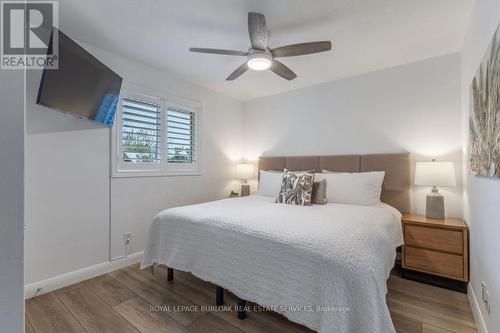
top-left (59, 0), bottom-right (473, 101)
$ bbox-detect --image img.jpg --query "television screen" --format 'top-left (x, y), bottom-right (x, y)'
top-left (36, 28), bottom-right (123, 127)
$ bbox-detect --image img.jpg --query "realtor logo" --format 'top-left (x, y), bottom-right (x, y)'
top-left (1, 1), bottom-right (58, 69)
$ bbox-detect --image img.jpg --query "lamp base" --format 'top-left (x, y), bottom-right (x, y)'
top-left (426, 189), bottom-right (444, 219)
top-left (241, 184), bottom-right (250, 197)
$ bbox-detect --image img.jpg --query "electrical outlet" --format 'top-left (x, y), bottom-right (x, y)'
top-left (124, 232), bottom-right (132, 245)
top-left (485, 290), bottom-right (491, 315)
top-left (481, 282), bottom-right (492, 315)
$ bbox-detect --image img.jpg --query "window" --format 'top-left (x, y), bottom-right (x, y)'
top-left (122, 98), bottom-right (161, 164)
top-left (113, 90), bottom-right (200, 177)
top-left (167, 105), bottom-right (196, 164)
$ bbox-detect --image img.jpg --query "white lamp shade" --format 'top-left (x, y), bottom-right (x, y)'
top-left (236, 163), bottom-right (254, 180)
top-left (414, 161), bottom-right (456, 187)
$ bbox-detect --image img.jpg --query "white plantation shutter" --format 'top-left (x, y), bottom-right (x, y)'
top-left (121, 98), bottom-right (162, 163)
top-left (167, 105), bottom-right (196, 164)
top-left (114, 91), bottom-right (200, 176)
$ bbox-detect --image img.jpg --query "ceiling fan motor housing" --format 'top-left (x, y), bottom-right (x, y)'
top-left (247, 50), bottom-right (272, 70)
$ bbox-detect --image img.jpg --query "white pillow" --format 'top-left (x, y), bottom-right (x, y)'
top-left (314, 171), bottom-right (385, 206)
top-left (258, 170), bottom-right (284, 197)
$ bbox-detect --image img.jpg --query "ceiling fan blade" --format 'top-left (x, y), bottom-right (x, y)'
top-left (271, 41), bottom-right (332, 58)
top-left (226, 63), bottom-right (249, 81)
top-left (270, 60), bottom-right (297, 80)
top-left (189, 48), bottom-right (248, 56)
top-left (248, 12), bottom-right (268, 50)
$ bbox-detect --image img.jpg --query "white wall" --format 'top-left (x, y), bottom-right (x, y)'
top-left (26, 68), bottom-right (111, 286)
top-left (461, 0), bottom-right (500, 332)
top-left (25, 41), bottom-right (243, 287)
top-left (0, 69), bottom-right (25, 331)
top-left (243, 53), bottom-right (463, 217)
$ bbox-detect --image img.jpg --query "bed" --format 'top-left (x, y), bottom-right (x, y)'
top-left (142, 153), bottom-right (411, 333)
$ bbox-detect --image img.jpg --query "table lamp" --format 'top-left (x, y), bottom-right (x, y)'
top-left (414, 160), bottom-right (456, 219)
top-left (236, 163), bottom-right (254, 197)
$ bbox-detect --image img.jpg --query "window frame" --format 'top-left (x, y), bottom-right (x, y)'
top-left (111, 86), bottom-right (201, 178)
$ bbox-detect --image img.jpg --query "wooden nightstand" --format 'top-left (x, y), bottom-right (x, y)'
top-left (401, 214), bottom-right (469, 292)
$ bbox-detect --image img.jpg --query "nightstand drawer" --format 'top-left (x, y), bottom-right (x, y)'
top-left (405, 224), bottom-right (463, 254)
top-left (404, 246), bottom-right (464, 280)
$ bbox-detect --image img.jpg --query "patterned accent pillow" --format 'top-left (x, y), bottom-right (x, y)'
top-left (276, 169), bottom-right (315, 206)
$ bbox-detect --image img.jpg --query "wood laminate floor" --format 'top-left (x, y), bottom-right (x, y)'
top-left (26, 264), bottom-right (477, 333)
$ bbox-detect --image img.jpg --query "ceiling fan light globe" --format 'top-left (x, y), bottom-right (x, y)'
top-left (247, 57), bottom-right (271, 70)
top-left (247, 52), bottom-right (272, 70)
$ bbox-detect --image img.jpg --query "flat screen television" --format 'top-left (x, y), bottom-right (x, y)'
top-left (36, 28), bottom-right (123, 127)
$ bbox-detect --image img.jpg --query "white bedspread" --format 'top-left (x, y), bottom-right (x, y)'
top-left (141, 195), bottom-right (403, 333)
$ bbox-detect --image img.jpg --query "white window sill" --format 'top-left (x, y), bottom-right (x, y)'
top-left (112, 170), bottom-right (202, 178)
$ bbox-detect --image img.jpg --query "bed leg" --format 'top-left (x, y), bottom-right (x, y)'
top-left (237, 299), bottom-right (246, 320)
top-left (167, 267), bottom-right (174, 281)
top-left (216, 286), bottom-right (224, 306)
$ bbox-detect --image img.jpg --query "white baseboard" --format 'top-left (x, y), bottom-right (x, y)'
top-left (468, 283), bottom-right (488, 333)
top-left (24, 251), bottom-right (143, 299)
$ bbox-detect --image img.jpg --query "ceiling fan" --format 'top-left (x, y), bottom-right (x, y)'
top-left (189, 12), bottom-right (332, 81)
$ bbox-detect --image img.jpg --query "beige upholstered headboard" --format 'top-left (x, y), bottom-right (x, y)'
top-left (258, 153), bottom-right (411, 213)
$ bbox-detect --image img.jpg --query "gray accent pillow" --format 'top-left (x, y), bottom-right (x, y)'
top-left (276, 169), bottom-right (315, 206)
top-left (312, 179), bottom-right (327, 204)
